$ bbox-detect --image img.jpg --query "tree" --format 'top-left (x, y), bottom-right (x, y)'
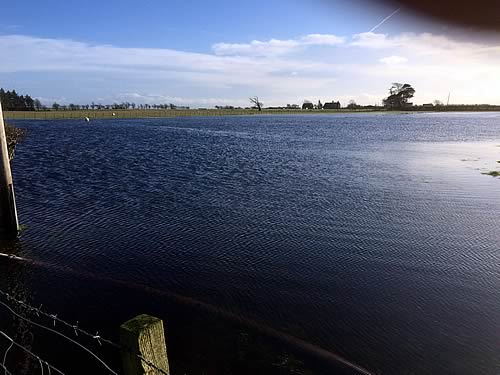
top-left (33, 99), bottom-right (42, 111)
top-left (433, 100), bottom-right (443, 106)
top-left (9, 90), bottom-right (19, 110)
top-left (52, 102), bottom-right (60, 110)
top-left (347, 100), bottom-right (358, 109)
top-left (383, 83), bottom-right (415, 109)
top-left (24, 95), bottom-right (35, 111)
top-left (317, 100), bottom-right (323, 110)
top-left (0, 89), bottom-right (37, 111)
top-left (249, 96), bottom-right (262, 111)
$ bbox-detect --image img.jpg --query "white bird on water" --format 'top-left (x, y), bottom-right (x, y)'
top-left (84, 117), bottom-right (90, 122)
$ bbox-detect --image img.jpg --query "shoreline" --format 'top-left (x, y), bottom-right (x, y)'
top-left (4, 108), bottom-right (500, 121)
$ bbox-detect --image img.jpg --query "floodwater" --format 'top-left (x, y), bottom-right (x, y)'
top-left (1, 113), bottom-right (499, 375)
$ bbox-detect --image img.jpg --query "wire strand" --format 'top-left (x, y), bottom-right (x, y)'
top-left (0, 362), bottom-right (14, 375)
top-left (2, 337), bottom-right (13, 375)
top-left (0, 330), bottom-right (64, 375)
top-left (0, 301), bottom-right (117, 375)
top-left (0, 289), bottom-right (118, 348)
top-left (0, 289), bottom-right (169, 375)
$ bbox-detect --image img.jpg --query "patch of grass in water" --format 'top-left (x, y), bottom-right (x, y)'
top-left (482, 170), bottom-right (500, 177)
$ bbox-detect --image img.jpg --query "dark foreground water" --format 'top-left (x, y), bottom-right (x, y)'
top-left (0, 113), bottom-right (499, 375)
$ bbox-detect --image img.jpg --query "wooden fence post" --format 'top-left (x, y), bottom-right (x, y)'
top-left (0, 102), bottom-right (19, 239)
top-left (120, 314), bottom-right (170, 375)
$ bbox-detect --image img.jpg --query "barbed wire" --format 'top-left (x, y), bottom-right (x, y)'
top-left (0, 329), bottom-right (65, 375)
top-left (0, 288), bottom-right (169, 375)
top-left (0, 361), bottom-right (15, 375)
top-left (0, 298), bottom-right (118, 375)
top-left (0, 254), bottom-right (25, 262)
top-left (2, 332), bottom-right (14, 373)
top-left (0, 288), bottom-right (118, 348)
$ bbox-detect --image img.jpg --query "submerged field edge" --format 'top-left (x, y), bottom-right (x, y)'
top-left (4, 108), bottom-right (500, 120)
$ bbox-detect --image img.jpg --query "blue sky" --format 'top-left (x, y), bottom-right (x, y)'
top-left (2, 0), bottom-right (500, 106)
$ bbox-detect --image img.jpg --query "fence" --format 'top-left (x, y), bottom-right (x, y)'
top-left (0, 249), bottom-right (376, 375)
top-left (3, 109), bottom-right (268, 120)
top-left (2, 108), bottom-right (380, 121)
top-left (0, 287), bottom-right (169, 375)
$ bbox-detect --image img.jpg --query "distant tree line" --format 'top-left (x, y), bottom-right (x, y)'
top-left (0, 90), bottom-right (193, 111)
top-left (50, 102), bottom-right (190, 111)
top-left (4, 85), bottom-right (499, 113)
top-left (0, 88), bottom-right (43, 111)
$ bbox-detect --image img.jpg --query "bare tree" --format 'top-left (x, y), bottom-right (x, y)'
top-left (249, 96), bottom-right (262, 111)
top-left (347, 99), bottom-right (358, 109)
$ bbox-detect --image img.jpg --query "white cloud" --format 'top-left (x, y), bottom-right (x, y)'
top-left (212, 34), bottom-right (344, 56)
top-left (212, 39), bottom-right (299, 57)
top-left (352, 32), bottom-right (500, 61)
top-left (0, 34), bottom-right (346, 86)
top-left (379, 55), bottom-right (408, 64)
top-left (351, 32), bottom-right (395, 49)
top-left (300, 34), bottom-right (345, 46)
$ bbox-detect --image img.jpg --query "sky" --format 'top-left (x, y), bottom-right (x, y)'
top-left (1, 0), bottom-right (500, 107)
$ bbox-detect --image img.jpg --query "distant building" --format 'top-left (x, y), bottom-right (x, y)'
top-left (422, 103), bottom-right (434, 108)
top-left (302, 101), bottom-right (314, 110)
top-left (287, 104), bottom-right (300, 109)
top-left (323, 101), bottom-right (341, 110)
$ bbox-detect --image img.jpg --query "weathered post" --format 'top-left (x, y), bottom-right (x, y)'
top-left (0, 102), bottom-right (19, 239)
top-left (120, 314), bottom-right (170, 375)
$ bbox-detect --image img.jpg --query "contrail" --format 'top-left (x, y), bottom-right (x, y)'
top-left (369, 7), bottom-right (401, 32)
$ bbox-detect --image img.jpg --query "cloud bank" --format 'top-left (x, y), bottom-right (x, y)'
top-left (212, 34), bottom-right (345, 56)
top-left (1, 31), bottom-right (499, 106)
top-left (379, 55), bottom-right (408, 64)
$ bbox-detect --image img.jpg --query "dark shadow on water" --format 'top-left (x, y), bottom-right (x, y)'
top-left (0, 253), bottom-right (361, 375)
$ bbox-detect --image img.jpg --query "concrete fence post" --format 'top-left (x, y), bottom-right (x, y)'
top-left (0, 102), bottom-right (19, 239)
top-left (120, 314), bottom-right (170, 375)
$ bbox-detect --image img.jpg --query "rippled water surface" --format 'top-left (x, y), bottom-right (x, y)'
top-left (1, 113), bottom-right (500, 374)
